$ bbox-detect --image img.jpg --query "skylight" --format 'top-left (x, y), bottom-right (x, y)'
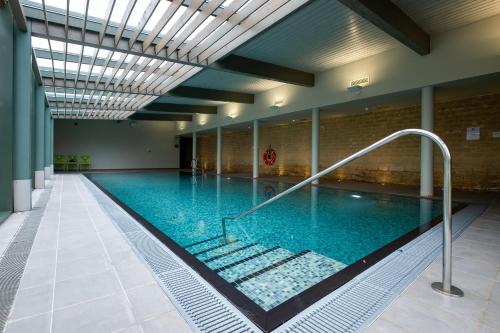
top-left (24, 0), bottom-right (309, 119)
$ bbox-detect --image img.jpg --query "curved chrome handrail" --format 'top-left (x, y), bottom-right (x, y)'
top-left (222, 129), bottom-right (463, 297)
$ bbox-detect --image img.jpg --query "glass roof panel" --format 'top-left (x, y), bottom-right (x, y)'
top-left (159, 5), bottom-right (186, 36)
top-left (109, 0), bottom-right (128, 24)
top-left (67, 43), bottom-right (82, 54)
top-left (127, 0), bottom-right (150, 28)
top-left (37, 57), bottom-right (53, 69)
top-left (50, 40), bottom-right (65, 52)
top-left (187, 15), bottom-right (214, 42)
top-left (83, 46), bottom-right (97, 57)
top-left (174, 12), bottom-right (200, 40)
top-left (69, 0), bottom-right (87, 14)
top-left (87, 0), bottom-right (110, 20)
top-left (143, 0), bottom-right (170, 32)
top-left (111, 51), bottom-right (125, 61)
top-left (32, 36), bottom-right (50, 49)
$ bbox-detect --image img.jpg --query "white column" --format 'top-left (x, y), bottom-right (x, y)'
top-left (420, 86), bottom-right (434, 197)
top-left (50, 117), bottom-right (54, 176)
top-left (13, 22), bottom-right (32, 212)
top-left (216, 127), bottom-right (222, 175)
top-left (192, 131), bottom-right (197, 175)
top-left (311, 108), bottom-right (320, 184)
top-left (252, 120), bottom-right (259, 179)
top-left (192, 131), bottom-right (197, 160)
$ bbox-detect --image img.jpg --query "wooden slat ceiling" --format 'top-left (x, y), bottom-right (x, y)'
top-left (22, 0), bottom-right (311, 119)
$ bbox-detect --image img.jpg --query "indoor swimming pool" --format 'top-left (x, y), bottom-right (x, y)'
top-left (87, 171), bottom-right (452, 327)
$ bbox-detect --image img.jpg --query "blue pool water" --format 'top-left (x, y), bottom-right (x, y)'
top-left (89, 171), bottom-right (444, 310)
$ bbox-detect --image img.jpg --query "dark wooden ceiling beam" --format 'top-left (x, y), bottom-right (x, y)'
top-left (168, 86), bottom-right (254, 104)
top-left (338, 0), bottom-right (430, 55)
top-left (129, 113), bottom-right (192, 121)
top-left (212, 55), bottom-right (315, 87)
top-left (144, 103), bottom-right (217, 114)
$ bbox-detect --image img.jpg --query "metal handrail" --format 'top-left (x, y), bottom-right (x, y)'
top-left (222, 129), bottom-right (463, 297)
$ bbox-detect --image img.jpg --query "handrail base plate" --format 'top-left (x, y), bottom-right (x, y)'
top-left (431, 282), bottom-right (464, 297)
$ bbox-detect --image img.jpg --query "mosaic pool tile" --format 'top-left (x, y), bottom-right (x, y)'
top-left (219, 247), bottom-right (294, 283)
top-left (194, 240), bottom-right (244, 261)
top-left (206, 244), bottom-right (268, 269)
top-left (235, 252), bottom-right (346, 310)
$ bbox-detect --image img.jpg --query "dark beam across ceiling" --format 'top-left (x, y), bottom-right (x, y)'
top-left (338, 0), bottom-right (430, 55)
top-left (168, 86), bottom-right (254, 104)
top-left (144, 103), bottom-right (217, 114)
top-left (212, 55), bottom-right (315, 87)
top-left (129, 113), bottom-right (192, 121)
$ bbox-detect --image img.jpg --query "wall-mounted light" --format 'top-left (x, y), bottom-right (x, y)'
top-left (347, 85), bottom-right (363, 94)
top-left (348, 76), bottom-right (369, 95)
top-left (270, 100), bottom-right (284, 113)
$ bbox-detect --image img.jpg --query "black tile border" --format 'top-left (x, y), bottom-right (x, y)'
top-left (192, 239), bottom-right (239, 256)
top-left (84, 173), bottom-right (467, 332)
top-left (204, 243), bottom-right (258, 263)
top-left (231, 250), bottom-right (311, 286)
top-left (214, 247), bottom-right (280, 273)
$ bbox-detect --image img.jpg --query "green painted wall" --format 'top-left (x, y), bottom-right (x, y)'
top-left (0, 5), bottom-right (14, 218)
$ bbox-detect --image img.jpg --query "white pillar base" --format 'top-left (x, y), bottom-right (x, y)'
top-left (13, 179), bottom-right (32, 212)
top-left (44, 166), bottom-right (51, 179)
top-left (50, 164), bottom-right (54, 177)
top-left (35, 170), bottom-right (45, 189)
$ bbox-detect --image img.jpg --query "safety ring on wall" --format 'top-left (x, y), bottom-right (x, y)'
top-left (263, 146), bottom-right (277, 166)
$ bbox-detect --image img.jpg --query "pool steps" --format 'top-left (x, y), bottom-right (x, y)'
top-left (213, 246), bottom-right (280, 273)
top-left (186, 236), bottom-right (347, 310)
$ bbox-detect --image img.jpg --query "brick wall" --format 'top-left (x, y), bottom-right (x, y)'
top-left (197, 93), bottom-right (500, 190)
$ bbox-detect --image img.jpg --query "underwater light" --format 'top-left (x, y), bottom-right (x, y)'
top-left (351, 194), bottom-right (362, 198)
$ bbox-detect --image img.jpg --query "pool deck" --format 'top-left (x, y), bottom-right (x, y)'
top-left (0, 173), bottom-right (499, 333)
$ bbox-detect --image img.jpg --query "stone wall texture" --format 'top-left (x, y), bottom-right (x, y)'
top-left (197, 93), bottom-right (500, 190)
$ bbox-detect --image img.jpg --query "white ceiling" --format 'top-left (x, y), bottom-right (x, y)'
top-left (233, 0), bottom-right (401, 73)
top-left (183, 68), bottom-right (285, 94)
top-left (393, 0), bottom-right (500, 34)
top-left (183, 0), bottom-right (500, 98)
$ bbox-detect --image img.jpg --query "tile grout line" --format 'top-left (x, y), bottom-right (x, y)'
top-left (49, 175), bottom-right (63, 333)
top-left (74, 176), bottom-right (145, 333)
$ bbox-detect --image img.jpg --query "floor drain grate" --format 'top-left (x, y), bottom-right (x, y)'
top-left (0, 189), bottom-right (51, 332)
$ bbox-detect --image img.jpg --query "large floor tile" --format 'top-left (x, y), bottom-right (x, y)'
top-left (4, 312), bottom-right (51, 333)
top-left (52, 293), bottom-right (135, 333)
top-left (56, 254), bottom-right (110, 282)
top-left (141, 311), bottom-right (192, 333)
top-left (126, 283), bottom-right (175, 322)
top-left (484, 301), bottom-right (500, 330)
top-left (9, 283), bottom-right (53, 320)
top-left (54, 270), bottom-right (121, 309)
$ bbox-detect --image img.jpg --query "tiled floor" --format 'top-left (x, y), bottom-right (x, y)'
top-left (0, 173), bottom-right (498, 333)
top-left (367, 196), bottom-right (500, 333)
top-left (1, 175), bottom-right (192, 333)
